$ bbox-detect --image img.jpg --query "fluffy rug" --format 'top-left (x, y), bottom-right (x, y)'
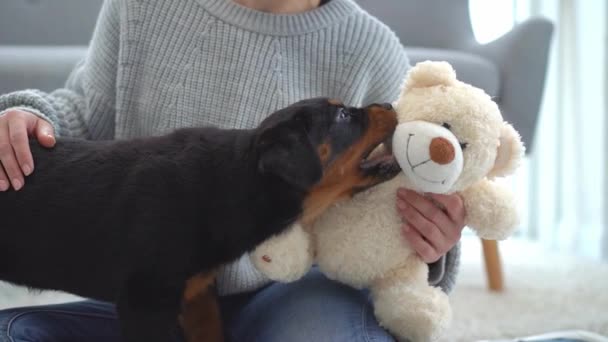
top-left (0, 284), bottom-right (79, 309)
top-left (1, 238), bottom-right (607, 342)
top-left (445, 238), bottom-right (608, 341)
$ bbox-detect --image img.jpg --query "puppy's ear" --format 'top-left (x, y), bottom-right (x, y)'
top-left (257, 119), bottom-right (322, 190)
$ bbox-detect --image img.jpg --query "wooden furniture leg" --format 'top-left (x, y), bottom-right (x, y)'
top-left (481, 239), bottom-right (504, 291)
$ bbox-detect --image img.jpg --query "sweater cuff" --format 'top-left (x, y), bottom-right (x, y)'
top-left (216, 254), bottom-right (273, 296)
top-left (428, 242), bottom-right (461, 294)
top-left (0, 90), bottom-right (61, 135)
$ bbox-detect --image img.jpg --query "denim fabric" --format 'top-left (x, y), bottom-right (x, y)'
top-left (0, 300), bottom-right (119, 342)
top-left (0, 268), bottom-right (393, 342)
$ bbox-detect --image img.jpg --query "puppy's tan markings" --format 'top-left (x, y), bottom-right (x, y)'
top-left (301, 105), bottom-right (397, 224)
top-left (180, 272), bottom-right (223, 342)
top-left (317, 142), bottom-right (332, 164)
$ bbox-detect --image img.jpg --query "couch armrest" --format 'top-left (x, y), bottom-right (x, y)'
top-left (468, 18), bottom-right (554, 150)
top-left (0, 46), bottom-right (87, 95)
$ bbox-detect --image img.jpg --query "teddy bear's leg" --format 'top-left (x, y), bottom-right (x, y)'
top-left (251, 223), bottom-right (314, 282)
top-left (370, 256), bottom-right (452, 342)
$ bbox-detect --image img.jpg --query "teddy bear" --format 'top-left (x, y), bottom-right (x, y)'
top-left (251, 61), bottom-right (524, 342)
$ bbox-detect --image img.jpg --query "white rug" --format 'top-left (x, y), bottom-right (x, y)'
top-left (1, 238), bottom-right (607, 342)
top-left (0, 284), bottom-right (79, 309)
top-left (445, 238), bottom-right (608, 342)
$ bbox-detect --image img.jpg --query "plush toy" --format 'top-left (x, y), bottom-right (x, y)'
top-left (252, 61), bottom-right (524, 342)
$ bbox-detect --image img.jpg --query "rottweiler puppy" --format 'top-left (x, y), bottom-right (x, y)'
top-left (0, 98), bottom-right (398, 342)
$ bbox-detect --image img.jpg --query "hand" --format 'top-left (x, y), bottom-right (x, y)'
top-left (396, 188), bottom-right (465, 263)
top-left (0, 109), bottom-right (56, 191)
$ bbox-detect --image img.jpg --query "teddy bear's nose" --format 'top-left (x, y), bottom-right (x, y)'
top-left (429, 137), bottom-right (455, 165)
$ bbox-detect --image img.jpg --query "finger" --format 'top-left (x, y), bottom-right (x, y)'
top-left (0, 125), bottom-right (24, 191)
top-left (34, 119), bottom-right (56, 148)
top-left (426, 194), bottom-right (465, 243)
top-left (398, 200), bottom-right (446, 250)
top-left (428, 193), bottom-right (465, 224)
top-left (0, 164), bottom-right (8, 191)
top-left (8, 119), bottom-right (34, 176)
top-left (0, 121), bottom-right (9, 191)
top-left (402, 223), bottom-right (440, 263)
top-left (399, 189), bottom-right (453, 232)
top-left (396, 187), bottom-right (409, 202)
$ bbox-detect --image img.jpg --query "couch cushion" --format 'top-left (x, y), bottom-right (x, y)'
top-left (0, 0), bottom-right (103, 45)
top-left (0, 46), bottom-right (87, 94)
top-left (406, 47), bottom-right (500, 97)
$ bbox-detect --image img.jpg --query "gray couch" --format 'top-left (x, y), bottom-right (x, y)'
top-left (1, 0), bottom-right (552, 147)
top-left (0, 0), bottom-right (103, 94)
top-left (357, 0), bottom-right (553, 149)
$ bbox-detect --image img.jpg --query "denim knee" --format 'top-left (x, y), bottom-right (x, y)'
top-left (222, 267), bottom-right (396, 342)
top-left (0, 300), bottom-right (119, 342)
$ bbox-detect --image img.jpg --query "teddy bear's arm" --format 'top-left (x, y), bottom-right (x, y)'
top-left (461, 179), bottom-right (519, 240)
top-left (251, 223), bottom-right (314, 282)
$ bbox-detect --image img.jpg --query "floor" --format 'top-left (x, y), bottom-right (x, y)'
top-left (446, 237), bottom-right (608, 341)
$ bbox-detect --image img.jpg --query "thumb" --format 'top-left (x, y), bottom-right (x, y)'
top-left (34, 119), bottom-right (56, 147)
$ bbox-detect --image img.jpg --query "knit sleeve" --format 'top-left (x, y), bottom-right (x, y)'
top-left (338, 13), bottom-right (410, 106)
top-left (216, 254), bottom-right (272, 296)
top-left (359, 37), bottom-right (410, 106)
top-left (0, 0), bottom-right (121, 140)
top-left (428, 242), bottom-right (461, 293)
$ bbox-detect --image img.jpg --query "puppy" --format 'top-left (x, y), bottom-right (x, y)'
top-left (0, 98), bottom-right (398, 342)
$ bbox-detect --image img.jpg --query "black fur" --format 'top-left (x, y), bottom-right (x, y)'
top-left (0, 98), bottom-right (383, 342)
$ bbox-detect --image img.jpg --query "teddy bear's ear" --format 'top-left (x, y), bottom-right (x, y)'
top-left (488, 122), bottom-right (525, 179)
top-left (404, 61), bottom-right (458, 91)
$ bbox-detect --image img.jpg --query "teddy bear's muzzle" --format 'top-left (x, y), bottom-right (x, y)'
top-left (392, 121), bottom-right (464, 194)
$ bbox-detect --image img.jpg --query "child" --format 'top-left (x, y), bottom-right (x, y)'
top-left (0, 0), bottom-right (464, 340)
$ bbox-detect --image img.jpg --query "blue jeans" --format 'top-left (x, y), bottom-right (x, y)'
top-left (0, 268), bottom-right (394, 342)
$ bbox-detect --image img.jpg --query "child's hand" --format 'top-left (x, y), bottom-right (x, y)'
top-left (0, 109), bottom-right (56, 191)
top-left (396, 189), bottom-right (465, 263)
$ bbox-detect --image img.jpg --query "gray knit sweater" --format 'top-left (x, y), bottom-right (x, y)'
top-left (0, 0), bottom-right (459, 295)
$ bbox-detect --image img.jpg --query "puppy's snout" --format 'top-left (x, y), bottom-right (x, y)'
top-left (429, 137), bottom-right (455, 165)
top-left (366, 104), bottom-right (398, 131)
top-left (379, 103), bottom-right (393, 111)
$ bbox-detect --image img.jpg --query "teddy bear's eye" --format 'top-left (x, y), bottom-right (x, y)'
top-left (442, 122), bottom-right (451, 130)
top-left (460, 142), bottom-right (468, 150)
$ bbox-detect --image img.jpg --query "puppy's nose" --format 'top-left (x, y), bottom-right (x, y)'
top-left (379, 103), bottom-right (393, 110)
top-left (429, 137), bottom-right (455, 165)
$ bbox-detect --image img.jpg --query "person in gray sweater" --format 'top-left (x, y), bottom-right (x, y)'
top-left (0, 0), bottom-right (464, 340)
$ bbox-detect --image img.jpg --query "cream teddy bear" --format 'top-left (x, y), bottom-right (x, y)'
top-left (252, 61), bottom-right (524, 342)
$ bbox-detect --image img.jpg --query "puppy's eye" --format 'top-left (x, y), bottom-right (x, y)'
top-left (336, 108), bottom-right (351, 122)
top-left (442, 122), bottom-right (451, 130)
top-left (460, 142), bottom-right (468, 150)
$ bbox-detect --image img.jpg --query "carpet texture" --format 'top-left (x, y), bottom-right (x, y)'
top-left (445, 238), bottom-right (608, 341)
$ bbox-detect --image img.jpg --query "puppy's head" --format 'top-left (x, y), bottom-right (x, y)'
top-left (255, 98), bottom-right (398, 223)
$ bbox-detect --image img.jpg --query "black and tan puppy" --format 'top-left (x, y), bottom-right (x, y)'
top-left (0, 98), bottom-right (398, 342)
